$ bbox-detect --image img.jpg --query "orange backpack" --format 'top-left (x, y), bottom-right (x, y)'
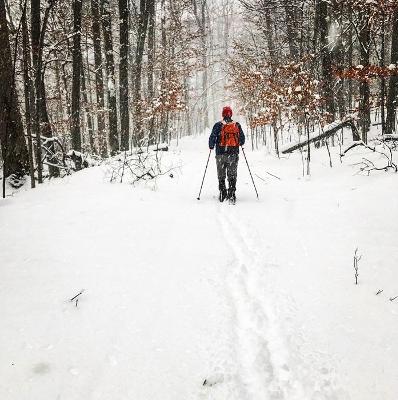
top-left (220, 122), bottom-right (240, 147)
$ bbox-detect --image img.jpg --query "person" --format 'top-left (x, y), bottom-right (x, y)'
top-left (209, 106), bottom-right (245, 203)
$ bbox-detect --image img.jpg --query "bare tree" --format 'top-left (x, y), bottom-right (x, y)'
top-left (147, 0), bottom-right (156, 143)
top-left (319, 0), bottom-right (335, 120)
top-left (101, 0), bottom-right (119, 155)
top-left (0, 0), bottom-right (29, 190)
top-left (282, 0), bottom-right (299, 59)
top-left (91, 0), bottom-right (107, 157)
top-left (119, 0), bottom-right (129, 151)
top-left (31, 0), bottom-right (59, 180)
top-left (71, 0), bottom-right (82, 153)
top-left (386, 8), bottom-right (398, 135)
top-left (133, 0), bottom-right (154, 145)
top-left (358, 11), bottom-right (371, 143)
top-left (21, 1), bottom-right (35, 188)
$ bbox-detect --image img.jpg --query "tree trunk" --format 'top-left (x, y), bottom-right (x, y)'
top-left (192, 0), bottom-right (209, 131)
top-left (119, 0), bottom-right (129, 151)
top-left (81, 59), bottom-right (95, 153)
top-left (264, 11), bottom-right (276, 63)
top-left (348, 3), bottom-right (353, 112)
top-left (147, 0), bottom-right (155, 99)
top-left (101, 0), bottom-right (118, 155)
top-left (31, 0), bottom-right (43, 182)
top-left (160, 0), bottom-right (168, 142)
top-left (283, 0), bottom-right (299, 59)
top-left (282, 120), bottom-right (361, 154)
top-left (21, 3), bottom-right (35, 188)
top-left (200, 0), bottom-right (209, 129)
top-left (71, 0), bottom-right (82, 152)
top-left (54, 60), bottom-right (64, 137)
top-left (39, 79), bottom-right (59, 178)
top-left (312, 0), bottom-right (320, 52)
top-left (39, 81), bottom-right (53, 140)
top-left (133, 0), bottom-right (152, 146)
top-left (380, 11), bottom-right (386, 135)
top-left (91, 0), bottom-right (107, 157)
top-left (30, 0), bottom-right (59, 179)
top-left (319, 0), bottom-right (335, 120)
top-left (0, 0), bottom-right (29, 181)
top-left (386, 9), bottom-right (398, 135)
top-left (359, 15), bottom-right (371, 143)
top-left (147, 0), bottom-right (155, 143)
top-left (332, 2), bottom-right (344, 120)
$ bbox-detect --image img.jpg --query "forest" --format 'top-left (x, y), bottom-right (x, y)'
top-left (0, 0), bottom-right (398, 190)
top-left (2, 2), bottom-right (398, 399)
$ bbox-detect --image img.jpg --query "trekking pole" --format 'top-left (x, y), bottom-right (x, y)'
top-left (197, 149), bottom-right (212, 200)
top-left (241, 146), bottom-right (259, 199)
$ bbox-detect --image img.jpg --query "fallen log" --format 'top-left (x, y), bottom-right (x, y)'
top-left (380, 134), bottom-right (398, 142)
top-left (281, 120), bottom-right (360, 154)
top-left (136, 144), bottom-right (169, 154)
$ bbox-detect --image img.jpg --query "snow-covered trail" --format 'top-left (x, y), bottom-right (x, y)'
top-left (1, 135), bottom-right (398, 400)
top-left (0, 162), bottom-right (229, 399)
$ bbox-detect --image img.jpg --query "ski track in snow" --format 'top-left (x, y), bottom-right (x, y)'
top-left (203, 204), bottom-right (304, 400)
top-left (201, 199), bottom-right (348, 400)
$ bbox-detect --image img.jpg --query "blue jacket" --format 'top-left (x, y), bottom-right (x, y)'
top-left (209, 120), bottom-right (245, 155)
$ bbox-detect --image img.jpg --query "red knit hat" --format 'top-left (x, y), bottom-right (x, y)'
top-left (222, 106), bottom-right (233, 118)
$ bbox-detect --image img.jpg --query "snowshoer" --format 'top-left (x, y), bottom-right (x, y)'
top-left (209, 106), bottom-right (245, 203)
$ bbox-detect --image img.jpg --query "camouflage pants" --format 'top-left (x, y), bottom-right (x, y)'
top-left (216, 154), bottom-right (239, 191)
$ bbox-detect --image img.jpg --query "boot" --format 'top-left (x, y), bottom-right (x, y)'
top-left (228, 179), bottom-right (236, 204)
top-left (228, 187), bottom-right (236, 204)
top-left (219, 180), bottom-right (227, 202)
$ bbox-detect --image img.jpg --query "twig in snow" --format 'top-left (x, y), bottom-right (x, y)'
top-left (254, 174), bottom-right (267, 183)
top-left (341, 140), bottom-right (375, 156)
top-left (70, 289), bottom-right (85, 302)
top-left (343, 139), bottom-right (398, 175)
top-left (353, 248), bottom-right (361, 285)
top-left (107, 149), bottom-right (178, 184)
top-left (376, 289), bottom-right (383, 296)
top-left (264, 170), bottom-right (281, 180)
top-left (389, 296), bottom-right (398, 302)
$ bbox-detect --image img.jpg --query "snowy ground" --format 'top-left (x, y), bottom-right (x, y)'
top-left (1, 132), bottom-right (398, 400)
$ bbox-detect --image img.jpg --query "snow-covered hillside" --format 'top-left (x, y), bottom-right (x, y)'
top-left (1, 134), bottom-right (398, 400)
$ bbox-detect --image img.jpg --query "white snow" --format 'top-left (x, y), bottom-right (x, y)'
top-left (1, 133), bottom-right (398, 399)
